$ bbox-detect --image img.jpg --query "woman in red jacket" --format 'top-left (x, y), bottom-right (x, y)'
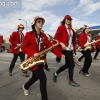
top-left (22, 16), bottom-right (64, 100)
top-left (53, 15), bottom-right (80, 87)
top-left (78, 25), bottom-right (92, 76)
top-left (78, 34), bottom-right (92, 62)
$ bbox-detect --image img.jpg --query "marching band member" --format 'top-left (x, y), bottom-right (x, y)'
top-left (94, 33), bottom-right (100, 60)
top-left (53, 15), bottom-right (80, 87)
top-left (78, 34), bottom-right (92, 63)
top-left (9, 24), bottom-right (29, 77)
top-left (22, 16), bottom-right (64, 100)
top-left (41, 30), bottom-right (50, 71)
top-left (78, 25), bottom-right (92, 76)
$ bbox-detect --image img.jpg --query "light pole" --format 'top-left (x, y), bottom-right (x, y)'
top-left (19, 19), bottom-right (27, 32)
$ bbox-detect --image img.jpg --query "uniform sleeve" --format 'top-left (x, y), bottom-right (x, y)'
top-left (22, 32), bottom-right (34, 57)
top-left (54, 26), bottom-right (62, 43)
top-left (96, 36), bottom-right (100, 48)
top-left (79, 34), bottom-right (85, 49)
top-left (9, 32), bottom-right (17, 46)
top-left (44, 34), bottom-right (62, 58)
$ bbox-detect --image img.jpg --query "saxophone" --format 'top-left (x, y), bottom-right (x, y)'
top-left (20, 39), bottom-right (59, 72)
top-left (76, 40), bottom-right (100, 52)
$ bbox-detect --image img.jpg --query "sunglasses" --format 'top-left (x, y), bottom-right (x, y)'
top-left (19, 27), bottom-right (24, 29)
top-left (36, 20), bottom-right (44, 24)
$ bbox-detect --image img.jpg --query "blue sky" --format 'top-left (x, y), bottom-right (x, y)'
top-left (0, 0), bottom-right (100, 38)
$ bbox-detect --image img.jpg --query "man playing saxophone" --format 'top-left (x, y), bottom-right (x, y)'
top-left (21, 16), bottom-right (64, 100)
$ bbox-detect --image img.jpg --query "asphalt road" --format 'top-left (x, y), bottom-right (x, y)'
top-left (0, 52), bottom-right (100, 100)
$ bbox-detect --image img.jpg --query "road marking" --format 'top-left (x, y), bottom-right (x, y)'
top-left (0, 61), bottom-right (19, 65)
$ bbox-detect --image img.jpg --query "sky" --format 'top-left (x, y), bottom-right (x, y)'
top-left (0, 0), bottom-right (100, 38)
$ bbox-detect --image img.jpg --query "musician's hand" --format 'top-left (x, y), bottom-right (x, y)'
top-left (60, 42), bottom-right (66, 50)
top-left (61, 54), bottom-right (65, 59)
top-left (34, 53), bottom-right (39, 57)
top-left (84, 43), bottom-right (91, 47)
top-left (17, 44), bottom-right (21, 48)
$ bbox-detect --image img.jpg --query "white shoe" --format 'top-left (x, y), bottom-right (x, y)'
top-left (88, 73), bottom-right (91, 76)
top-left (77, 59), bottom-right (81, 63)
top-left (22, 85), bottom-right (29, 96)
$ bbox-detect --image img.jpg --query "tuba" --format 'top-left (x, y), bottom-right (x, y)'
top-left (76, 40), bottom-right (100, 52)
top-left (20, 39), bottom-right (59, 72)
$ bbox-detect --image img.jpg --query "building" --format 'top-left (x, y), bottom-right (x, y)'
top-left (89, 25), bottom-right (100, 39)
top-left (0, 35), bottom-right (11, 50)
top-left (2, 37), bottom-right (11, 49)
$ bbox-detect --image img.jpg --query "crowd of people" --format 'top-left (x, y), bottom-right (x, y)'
top-left (8, 15), bottom-right (100, 100)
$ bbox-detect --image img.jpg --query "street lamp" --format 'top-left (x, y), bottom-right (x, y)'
top-left (19, 19), bottom-right (27, 32)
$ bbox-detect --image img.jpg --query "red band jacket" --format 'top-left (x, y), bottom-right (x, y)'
top-left (95, 36), bottom-right (100, 49)
top-left (22, 31), bottom-right (62, 71)
top-left (78, 32), bottom-right (95, 52)
top-left (53, 25), bottom-right (76, 52)
top-left (9, 31), bottom-right (24, 54)
top-left (79, 32), bottom-right (88, 49)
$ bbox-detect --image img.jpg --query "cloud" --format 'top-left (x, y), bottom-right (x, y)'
top-left (22, 0), bottom-right (69, 11)
top-left (73, 0), bottom-right (100, 15)
top-left (0, 9), bottom-right (63, 38)
top-left (49, 17), bottom-right (99, 32)
top-left (72, 17), bottom-right (98, 28)
top-left (0, 0), bottom-right (100, 39)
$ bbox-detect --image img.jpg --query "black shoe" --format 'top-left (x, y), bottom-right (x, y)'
top-left (69, 81), bottom-right (80, 87)
top-left (56, 61), bottom-right (61, 63)
top-left (22, 73), bottom-right (29, 77)
top-left (94, 58), bottom-right (98, 60)
top-left (53, 73), bottom-right (57, 82)
top-left (45, 68), bottom-right (50, 72)
top-left (80, 71), bottom-right (90, 77)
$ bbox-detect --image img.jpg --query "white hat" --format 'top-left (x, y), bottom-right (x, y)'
top-left (98, 33), bottom-right (100, 36)
top-left (31, 16), bottom-right (45, 25)
top-left (83, 25), bottom-right (90, 29)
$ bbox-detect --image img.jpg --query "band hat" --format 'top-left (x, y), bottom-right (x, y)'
top-left (83, 25), bottom-right (90, 29)
top-left (64, 15), bottom-right (73, 20)
top-left (31, 16), bottom-right (45, 25)
top-left (17, 24), bottom-right (24, 28)
top-left (98, 33), bottom-right (100, 36)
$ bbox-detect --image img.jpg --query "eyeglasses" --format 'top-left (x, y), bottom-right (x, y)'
top-left (36, 20), bottom-right (44, 24)
top-left (19, 27), bottom-right (24, 29)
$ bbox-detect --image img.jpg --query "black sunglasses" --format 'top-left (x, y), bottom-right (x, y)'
top-left (19, 27), bottom-right (24, 29)
top-left (36, 20), bottom-right (44, 24)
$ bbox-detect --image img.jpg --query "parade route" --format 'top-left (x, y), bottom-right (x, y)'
top-left (0, 52), bottom-right (100, 100)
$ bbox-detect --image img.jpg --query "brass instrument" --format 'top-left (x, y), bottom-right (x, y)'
top-left (20, 39), bottom-right (59, 72)
top-left (74, 59), bottom-right (83, 74)
top-left (47, 34), bottom-right (53, 41)
top-left (76, 40), bottom-right (100, 52)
